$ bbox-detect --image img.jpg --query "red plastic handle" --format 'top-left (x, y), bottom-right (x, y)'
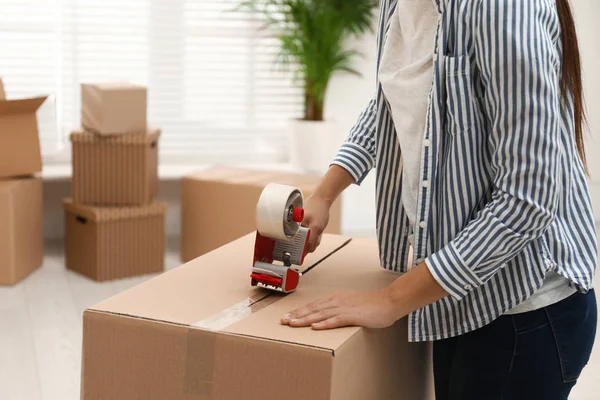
top-left (292, 207), bottom-right (304, 223)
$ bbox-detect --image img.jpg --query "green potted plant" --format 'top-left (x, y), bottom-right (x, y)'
top-left (238, 0), bottom-right (377, 172)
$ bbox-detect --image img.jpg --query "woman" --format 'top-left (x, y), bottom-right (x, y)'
top-left (280, 0), bottom-right (597, 399)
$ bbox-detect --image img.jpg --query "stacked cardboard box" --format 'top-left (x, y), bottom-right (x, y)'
top-left (0, 77), bottom-right (46, 285)
top-left (180, 166), bottom-right (343, 262)
top-left (64, 83), bottom-right (166, 281)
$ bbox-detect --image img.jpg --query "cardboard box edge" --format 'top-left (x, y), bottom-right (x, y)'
top-left (83, 308), bottom-right (335, 354)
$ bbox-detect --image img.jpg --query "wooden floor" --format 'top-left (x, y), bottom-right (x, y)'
top-left (1, 239), bottom-right (599, 400)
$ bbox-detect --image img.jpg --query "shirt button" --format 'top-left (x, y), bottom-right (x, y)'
top-left (422, 180), bottom-right (429, 188)
top-left (464, 284), bottom-right (473, 290)
top-left (423, 139), bottom-right (431, 146)
top-left (419, 221), bottom-right (427, 229)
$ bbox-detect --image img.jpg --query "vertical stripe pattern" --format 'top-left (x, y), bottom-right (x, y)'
top-left (331, 0), bottom-right (597, 342)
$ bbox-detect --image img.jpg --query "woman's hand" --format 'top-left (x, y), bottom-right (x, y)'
top-left (280, 288), bottom-right (399, 330)
top-left (302, 194), bottom-right (332, 253)
top-left (280, 263), bottom-right (450, 331)
top-left (301, 165), bottom-right (356, 253)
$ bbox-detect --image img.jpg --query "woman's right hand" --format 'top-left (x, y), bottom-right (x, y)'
top-left (302, 194), bottom-right (332, 253)
top-left (300, 165), bottom-right (355, 253)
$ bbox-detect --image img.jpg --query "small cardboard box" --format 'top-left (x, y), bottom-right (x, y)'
top-left (0, 177), bottom-right (44, 285)
top-left (63, 199), bottom-right (167, 281)
top-left (81, 82), bottom-right (147, 135)
top-left (181, 166), bottom-right (342, 262)
top-left (70, 128), bottom-right (160, 206)
top-left (0, 89), bottom-right (46, 178)
top-left (81, 234), bottom-right (434, 400)
top-left (0, 77), bottom-right (5, 100)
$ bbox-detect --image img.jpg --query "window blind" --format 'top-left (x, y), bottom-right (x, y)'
top-left (0, 0), bottom-right (303, 164)
top-left (0, 0), bottom-right (61, 157)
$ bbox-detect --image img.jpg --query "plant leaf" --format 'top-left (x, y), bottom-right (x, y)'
top-left (234, 0), bottom-right (378, 119)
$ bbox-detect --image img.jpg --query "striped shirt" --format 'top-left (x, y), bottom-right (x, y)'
top-left (332, 0), bottom-right (597, 342)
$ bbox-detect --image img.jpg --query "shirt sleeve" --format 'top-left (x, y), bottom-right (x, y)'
top-left (426, 0), bottom-right (562, 300)
top-left (330, 97), bottom-right (377, 185)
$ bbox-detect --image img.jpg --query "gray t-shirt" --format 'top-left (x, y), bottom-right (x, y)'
top-left (379, 0), bottom-right (438, 232)
top-left (505, 271), bottom-right (576, 314)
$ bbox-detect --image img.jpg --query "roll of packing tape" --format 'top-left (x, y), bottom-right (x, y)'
top-left (256, 183), bottom-right (304, 240)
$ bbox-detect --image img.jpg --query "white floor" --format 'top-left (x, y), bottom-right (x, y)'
top-left (1, 240), bottom-right (599, 400)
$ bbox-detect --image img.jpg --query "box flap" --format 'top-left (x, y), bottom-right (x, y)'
top-left (89, 235), bottom-right (398, 353)
top-left (0, 78), bottom-right (5, 100)
top-left (0, 96), bottom-right (47, 116)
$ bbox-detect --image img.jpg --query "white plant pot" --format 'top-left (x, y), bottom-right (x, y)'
top-left (289, 120), bottom-right (338, 174)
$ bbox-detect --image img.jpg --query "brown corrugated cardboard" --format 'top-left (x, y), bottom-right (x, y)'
top-left (63, 199), bottom-right (167, 281)
top-left (81, 82), bottom-right (147, 135)
top-left (0, 96), bottom-right (46, 178)
top-left (0, 177), bottom-right (44, 285)
top-left (181, 166), bottom-right (343, 262)
top-left (70, 128), bottom-right (160, 206)
top-left (0, 78), bottom-right (5, 100)
top-left (81, 234), bottom-right (434, 400)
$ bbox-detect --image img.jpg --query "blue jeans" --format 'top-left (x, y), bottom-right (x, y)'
top-left (433, 289), bottom-right (597, 400)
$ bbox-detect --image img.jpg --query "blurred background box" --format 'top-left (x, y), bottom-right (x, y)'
top-left (0, 82), bottom-right (46, 179)
top-left (180, 166), bottom-right (342, 262)
top-left (81, 82), bottom-right (147, 136)
top-left (63, 199), bottom-right (167, 281)
top-left (0, 177), bottom-right (43, 285)
top-left (70, 129), bottom-right (160, 206)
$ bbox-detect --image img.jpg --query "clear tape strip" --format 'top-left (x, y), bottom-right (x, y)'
top-left (192, 238), bottom-right (352, 331)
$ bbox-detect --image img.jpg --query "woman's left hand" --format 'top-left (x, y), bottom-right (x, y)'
top-left (280, 289), bottom-right (399, 330)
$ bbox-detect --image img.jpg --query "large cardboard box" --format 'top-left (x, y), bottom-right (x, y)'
top-left (81, 82), bottom-right (147, 135)
top-left (0, 177), bottom-right (43, 285)
top-left (70, 128), bottom-right (160, 206)
top-left (81, 234), bottom-right (434, 400)
top-left (63, 199), bottom-right (167, 281)
top-left (181, 166), bottom-right (342, 262)
top-left (0, 93), bottom-right (46, 178)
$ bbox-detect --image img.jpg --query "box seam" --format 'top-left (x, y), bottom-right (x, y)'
top-left (84, 309), bottom-right (335, 354)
